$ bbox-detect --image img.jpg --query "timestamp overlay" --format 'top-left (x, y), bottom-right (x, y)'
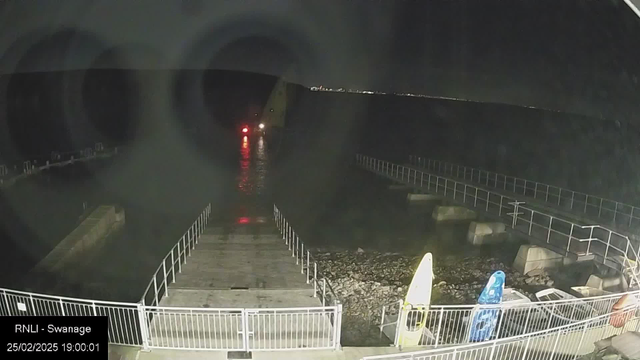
top-left (1, 316), bottom-right (108, 359)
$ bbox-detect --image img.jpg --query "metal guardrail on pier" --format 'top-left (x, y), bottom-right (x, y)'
top-left (1, 287), bottom-right (144, 346)
top-left (274, 205), bottom-right (341, 307)
top-left (141, 204), bottom-right (212, 307)
top-left (409, 156), bottom-right (640, 233)
top-left (365, 303), bottom-right (640, 360)
top-left (1, 142), bottom-right (119, 186)
top-left (1, 203), bottom-right (342, 352)
top-left (379, 290), bottom-right (640, 348)
top-left (356, 154), bottom-right (640, 291)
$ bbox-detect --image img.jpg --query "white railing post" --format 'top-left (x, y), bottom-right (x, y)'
top-left (242, 309), bottom-right (250, 351)
top-left (556, 188), bottom-right (562, 206)
top-left (474, 187), bottom-right (478, 207)
top-left (545, 185), bottom-right (550, 202)
top-left (547, 217), bottom-right (553, 243)
top-left (334, 304), bottom-right (343, 350)
top-left (528, 211), bottom-right (534, 235)
top-left (296, 236), bottom-right (300, 264)
top-left (306, 251), bottom-right (310, 283)
top-left (2, 290), bottom-right (11, 315)
top-left (604, 231), bottom-right (612, 260)
top-left (152, 276), bottom-right (158, 306)
top-left (162, 261), bottom-right (168, 297)
top-left (596, 198), bottom-right (603, 218)
top-left (301, 243), bottom-right (305, 274)
top-left (567, 224), bottom-right (574, 252)
top-left (137, 303), bottom-right (151, 351)
top-left (177, 242), bottom-right (182, 273)
top-left (520, 337), bottom-right (532, 360)
top-left (586, 227), bottom-right (594, 254)
top-left (182, 235), bottom-right (188, 263)
top-left (487, 342), bottom-right (498, 360)
top-left (322, 279), bottom-right (326, 306)
top-left (313, 263), bottom-right (318, 297)
top-left (584, 195), bottom-right (589, 213)
top-left (434, 307), bottom-right (444, 347)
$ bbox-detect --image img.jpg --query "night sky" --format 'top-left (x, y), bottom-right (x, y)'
top-left (1, 0), bottom-right (640, 122)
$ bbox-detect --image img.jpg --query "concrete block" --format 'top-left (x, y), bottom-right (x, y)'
top-left (585, 274), bottom-right (627, 292)
top-left (467, 222), bottom-right (507, 245)
top-left (432, 206), bottom-right (476, 222)
top-left (513, 245), bottom-right (565, 275)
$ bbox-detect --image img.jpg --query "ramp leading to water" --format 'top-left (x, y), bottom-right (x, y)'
top-left (146, 218), bottom-right (334, 351)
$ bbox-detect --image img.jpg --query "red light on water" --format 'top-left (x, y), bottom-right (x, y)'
top-left (237, 217), bottom-right (250, 224)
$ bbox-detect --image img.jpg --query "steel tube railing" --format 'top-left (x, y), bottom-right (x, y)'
top-left (409, 155), bottom-right (640, 233)
top-left (366, 302), bottom-right (640, 360)
top-left (273, 205), bottom-right (341, 310)
top-left (141, 204), bottom-right (212, 307)
top-left (378, 289), bottom-right (639, 348)
top-left (1, 143), bottom-right (120, 186)
top-left (357, 155), bottom-right (640, 290)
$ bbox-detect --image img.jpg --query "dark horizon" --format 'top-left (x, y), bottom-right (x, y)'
top-left (1, 0), bottom-right (640, 122)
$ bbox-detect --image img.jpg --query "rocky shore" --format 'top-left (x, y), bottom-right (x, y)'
top-left (315, 249), bottom-right (553, 346)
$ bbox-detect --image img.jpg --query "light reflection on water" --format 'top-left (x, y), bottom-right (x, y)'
top-left (237, 136), bottom-right (268, 196)
top-left (234, 136), bottom-right (269, 224)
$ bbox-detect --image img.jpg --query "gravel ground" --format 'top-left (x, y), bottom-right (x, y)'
top-left (315, 249), bottom-right (554, 346)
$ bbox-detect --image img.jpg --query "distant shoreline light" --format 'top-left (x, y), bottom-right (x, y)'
top-left (307, 85), bottom-right (566, 114)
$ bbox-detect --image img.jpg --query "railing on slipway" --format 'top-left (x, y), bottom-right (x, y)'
top-left (356, 154), bottom-right (640, 291)
top-left (1, 203), bottom-right (343, 352)
top-left (409, 155), bottom-right (640, 235)
top-left (378, 290), bottom-right (640, 349)
top-left (273, 204), bottom-right (341, 307)
top-left (140, 204), bottom-right (212, 307)
top-left (365, 300), bottom-right (640, 360)
top-left (0, 142), bottom-right (119, 186)
top-left (356, 154), bottom-right (640, 351)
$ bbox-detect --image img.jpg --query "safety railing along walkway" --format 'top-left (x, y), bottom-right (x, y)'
top-left (139, 204), bottom-right (342, 351)
top-left (1, 203), bottom-right (343, 352)
top-left (409, 155), bottom-right (640, 236)
top-left (378, 289), bottom-right (640, 349)
top-left (141, 204), bottom-right (212, 307)
top-left (274, 204), bottom-right (341, 307)
top-left (356, 154), bottom-right (640, 290)
top-left (1, 204), bottom-right (212, 349)
top-left (1, 142), bottom-right (120, 187)
top-left (364, 301), bottom-right (640, 360)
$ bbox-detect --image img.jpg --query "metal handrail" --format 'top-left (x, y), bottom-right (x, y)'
top-left (273, 205), bottom-right (341, 308)
top-left (1, 142), bottom-right (120, 186)
top-left (140, 203), bottom-right (212, 306)
top-left (357, 154), bottom-right (640, 290)
top-left (1, 287), bottom-right (143, 346)
top-left (1, 286), bottom-right (139, 307)
top-left (409, 155), bottom-right (640, 232)
top-left (364, 302), bottom-right (640, 360)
